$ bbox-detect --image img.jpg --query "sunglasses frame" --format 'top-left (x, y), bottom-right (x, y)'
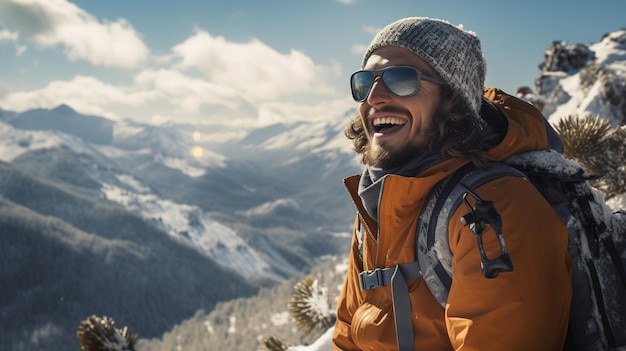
top-left (350, 65), bottom-right (446, 102)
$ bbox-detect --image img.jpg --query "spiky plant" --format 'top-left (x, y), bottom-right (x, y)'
top-left (555, 115), bottom-right (626, 198)
top-left (288, 275), bottom-right (336, 337)
top-left (77, 315), bottom-right (137, 351)
top-left (259, 335), bottom-right (291, 351)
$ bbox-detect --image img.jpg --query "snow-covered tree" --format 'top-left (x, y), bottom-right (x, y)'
top-left (259, 275), bottom-right (336, 351)
top-left (77, 315), bottom-right (137, 351)
top-left (288, 275), bottom-right (336, 337)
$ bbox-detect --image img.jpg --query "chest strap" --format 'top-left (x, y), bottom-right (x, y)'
top-left (358, 261), bottom-right (422, 291)
top-left (359, 261), bottom-right (422, 351)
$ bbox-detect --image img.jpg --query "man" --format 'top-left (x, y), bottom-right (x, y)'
top-left (333, 17), bottom-right (572, 350)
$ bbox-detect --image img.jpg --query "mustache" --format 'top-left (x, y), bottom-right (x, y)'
top-left (366, 105), bottom-right (412, 118)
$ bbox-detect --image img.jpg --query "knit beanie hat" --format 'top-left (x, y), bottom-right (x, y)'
top-left (362, 17), bottom-right (486, 119)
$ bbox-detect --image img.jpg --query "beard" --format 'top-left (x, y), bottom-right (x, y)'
top-left (362, 138), bottom-right (429, 169)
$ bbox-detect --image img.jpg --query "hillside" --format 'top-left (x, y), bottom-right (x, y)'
top-left (0, 102), bottom-right (358, 350)
top-left (0, 161), bottom-right (259, 350)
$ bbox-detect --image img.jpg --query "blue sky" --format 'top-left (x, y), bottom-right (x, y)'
top-left (0, 0), bottom-right (625, 126)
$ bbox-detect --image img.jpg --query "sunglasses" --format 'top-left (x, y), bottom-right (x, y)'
top-left (350, 66), bottom-right (445, 102)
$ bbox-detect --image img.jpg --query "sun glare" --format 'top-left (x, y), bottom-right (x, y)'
top-left (191, 146), bottom-right (204, 158)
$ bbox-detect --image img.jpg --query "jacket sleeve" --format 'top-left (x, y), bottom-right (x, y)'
top-left (445, 176), bottom-right (572, 350)
top-left (332, 216), bottom-right (365, 351)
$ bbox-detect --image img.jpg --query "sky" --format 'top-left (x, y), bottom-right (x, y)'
top-left (0, 0), bottom-right (625, 127)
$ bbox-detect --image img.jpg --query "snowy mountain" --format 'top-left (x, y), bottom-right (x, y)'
top-left (537, 29), bottom-right (626, 128)
top-left (0, 104), bottom-right (358, 276)
top-left (0, 102), bottom-right (359, 350)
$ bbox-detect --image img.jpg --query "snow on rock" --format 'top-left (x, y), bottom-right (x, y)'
top-left (538, 29), bottom-right (626, 127)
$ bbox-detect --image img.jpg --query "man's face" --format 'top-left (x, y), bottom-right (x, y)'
top-left (358, 46), bottom-right (442, 169)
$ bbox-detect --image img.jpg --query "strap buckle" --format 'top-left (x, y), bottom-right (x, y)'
top-left (358, 268), bottom-right (385, 291)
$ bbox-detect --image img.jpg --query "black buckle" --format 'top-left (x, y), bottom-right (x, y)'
top-left (358, 268), bottom-right (385, 291)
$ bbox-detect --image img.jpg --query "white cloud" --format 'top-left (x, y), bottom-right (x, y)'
top-left (0, 70), bottom-right (260, 125)
top-left (350, 26), bottom-right (380, 58)
top-left (0, 2), bottom-right (348, 126)
top-left (0, 28), bottom-right (26, 55)
top-left (0, 29), bottom-right (18, 41)
top-left (363, 25), bottom-right (381, 35)
top-left (0, 0), bottom-right (149, 68)
top-left (134, 68), bottom-right (257, 117)
top-left (0, 75), bottom-right (156, 119)
top-left (257, 97), bottom-right (354, 126)
top-left (351, 43), bottom-right (367, 56)
top-left (168, 29), bottom-right (337, 101)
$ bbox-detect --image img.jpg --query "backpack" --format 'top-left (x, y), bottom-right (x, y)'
top-left (416, 151), bottom-right (626, 351)
top-left (357, 101), bottom-right (626, 351)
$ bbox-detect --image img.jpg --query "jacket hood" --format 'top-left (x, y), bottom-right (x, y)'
top-left (482, 87), bottom-right (558, 161)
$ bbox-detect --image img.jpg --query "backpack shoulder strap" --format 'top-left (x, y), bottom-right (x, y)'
top-left (416, 161), bottom-right (527, 306)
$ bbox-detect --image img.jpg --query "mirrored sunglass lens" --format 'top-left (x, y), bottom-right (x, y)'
top-left (351, 71), bottom-right (374, 101)
top-left (383, 67), bottom-right (419, 96)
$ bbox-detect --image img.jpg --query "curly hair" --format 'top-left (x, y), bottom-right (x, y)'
top-left (344, 87), bottom-right (489, 167)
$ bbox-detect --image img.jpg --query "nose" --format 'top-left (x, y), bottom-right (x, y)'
top-left (366, 76), bottom-right (392, 106)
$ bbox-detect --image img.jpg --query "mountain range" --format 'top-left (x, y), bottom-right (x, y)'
top-left (0, 97), bottom-right (360, 350)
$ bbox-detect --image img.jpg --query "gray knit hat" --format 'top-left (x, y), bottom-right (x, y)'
top-left (362, 17), bottom-right (486, 118)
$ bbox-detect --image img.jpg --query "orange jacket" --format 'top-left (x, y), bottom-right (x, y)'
top-left (333, 88), bottom-right (572, 351)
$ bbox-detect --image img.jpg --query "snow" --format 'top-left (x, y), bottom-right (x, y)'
top-left (305, 279), bottom-right (333, 324)
top-left (270, 312), bottom-right (290, 327)
top-left (505, 149), bottom-right (585, 177)
top-left (0, 115), bottom-right (279, 279)
top-left (112, 121), bottom-right (144, 139)
top-left (291, 327), bottom-right (334, 351)
top-left (545, 29), bottom-right (626, 126)
top-left (100, 174), bottom-right (280, 280)
top-left (203, 320), bottom-right (215, 334)
top-left (0, 122), bottom-right (73, 162)
top-left (607, 193), bottom-right (626, 211)
top-left (98, 333), bottom-right (134, 351)
top-left (228, 316), bottom-right (237, 334)
top-left (238, 198), bottom-right (300, 217)
top-left (590, 30), bottom-right (626, 65)
top-left (157, 154), bottom-right (207, 177)
top-left (261, 119), bottom-right (353, 156)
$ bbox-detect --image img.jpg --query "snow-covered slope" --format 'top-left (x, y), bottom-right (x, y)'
top-left (100, 174), bottom-right (281, 279)
top-left (0, 120), bottom-right (276, 279)
top-left (0, 103), bottom-right (359, 284)
top-left (537, 29), bottom-right (626, 127)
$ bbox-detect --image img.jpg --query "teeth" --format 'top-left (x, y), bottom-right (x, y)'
top-left (372, 117), bottom-right (406, 126)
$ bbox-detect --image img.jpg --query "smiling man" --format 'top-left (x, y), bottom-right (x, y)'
top-left (333, 17), bottom-right (572, 350)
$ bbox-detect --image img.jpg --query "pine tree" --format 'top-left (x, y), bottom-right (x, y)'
top-left (76, 315), bottom-right (137, 351)
top-left (259, 275), bottom-right (336, 351)
top-left (288, 275), bottom-right (336, 337)
top-left (259, 335), bottom-right (290, 351)
top-left (555, 115), bottom-right (626, 199)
